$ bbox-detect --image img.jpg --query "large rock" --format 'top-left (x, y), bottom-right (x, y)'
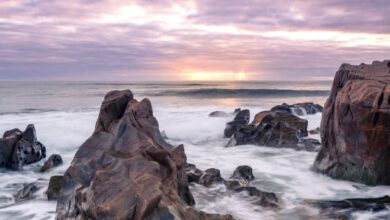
top-left (0, 125), bottom-right (46, 170)
top-left (224, 109), bottom-right (250, 138)
top-left (271, 102), bottom-right (323, 116)
top-left (313, 60), bottom-right (390, 185)
top-left (56, 90), bottom-right (233, 220)
top-left (227, 110), bottom-right (311, 150)
top-left (47, 176), bottom-right (64, 201)
top-left (40, 154), bottom-right (63, 172)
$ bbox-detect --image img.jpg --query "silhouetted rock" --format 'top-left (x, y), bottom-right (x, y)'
top-left (209, 111), bottom-right (231, 117)
top-left (40, 154), bottom-right (63, 172)
top-left (15, 182), bottom-right (40, 202)
top-left (313, 60), bottom-right (390, 185)
top-left (224, 109), bottom-right (250, 138)
top-left (47, 176), bottom-right (64, 201)
top-left (56, 90), bottom-right (233, 220)
top-left (227, 110), bottom-right (309, 150)
top-left (0, 124), bottom-right (46, 170)
top-left (230, 165), bottom-right (254, 181)
top-left (271, 102), bottom-right (323, 116)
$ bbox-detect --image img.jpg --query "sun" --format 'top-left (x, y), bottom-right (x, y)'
top-left (187, 72), bottom-right (248, 81)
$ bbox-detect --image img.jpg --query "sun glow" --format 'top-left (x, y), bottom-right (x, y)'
top-left (187, 72), bottom-right (248, 81)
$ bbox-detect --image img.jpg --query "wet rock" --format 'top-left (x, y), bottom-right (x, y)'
top-left (47, 175), bottom-right (64, 201)
top-left (209, 111), bottom-right (231, 117)
top-left (227, 110), bottom-right (308, 150)
top-left (224, 109), bottom-right (250, 138)
top-left (0, 124), bottom-right (46, 170)
top-left (198, 168), bottom-right (223, 187)
top-left (305, 195), bottom-right (390, 219)
top-left (308, 127), bottom-right (320, 135)
top-left (298, 138), bottom-right (321, 152)
top-left (14, 183), bottom-right (40, 202)
top-left (230, 165), bottom-right (254, 181)
top-left (56, 90), bottom-right (232, 220)
top-left (40, 154), bottom-right (63, 172)
top-left (313, 60), bottom-right (390, 185)
top-left (271, 102), bottom-right (323, 116)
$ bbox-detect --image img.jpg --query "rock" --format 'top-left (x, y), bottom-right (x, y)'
top-left (313, 60), bottom-right (390, 185)
top-left (40, 154), bottom-right (63, 172)
top-left (47, 176), bottom-right (64, 201)
top-left (209, 111), bottom-right (231, 117)
top-left (271, 102), bottom-right (323, 116)
top-left (298, 138), bottom-right (321, 152)
top-left (198, 168), bottom-right (223, 187)
top-left (308, 127), bottom-right (320, 135)
top-left (14, 183), bottom-right (40, 202)
top-left (227, 110), bottom-right (308, 150)
top-left (56, 90), bottom-right (233, 220)
top-left (305, 195), bottom-right (390, 219)
top-left (230, 165), bottom-right (254, 181)
top-left (224, 109), bottom-right (250, 138)
top-left (0, 124), bottom-right (46, 170)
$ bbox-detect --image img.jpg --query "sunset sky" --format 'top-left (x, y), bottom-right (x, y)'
top-left (0, 0), bottom-right (389, 81)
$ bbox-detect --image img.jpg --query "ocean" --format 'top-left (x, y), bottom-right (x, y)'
top-left (0, 81), bottom-right (389, 220)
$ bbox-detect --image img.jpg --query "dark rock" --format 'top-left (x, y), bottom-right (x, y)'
top-left (227, 110), bottom-right (308, 150)
top-left (40, 154), bottom-right (63, 172)
top-left (305, 196), bottom-right (390, 219)
top-left (14, 183), bottom-right (40, 202)
top-left (231, 186), bottom-right (279, 208)
top-left (47, 176), bottom-right (64, 201)
top-left (0, 124), bottom-right (46, 170)
top-left (313, 60), bottom-right (390, 185)
top-left (271, 102), bottom-right (323, 116)
top-left (233, 108), bottom-right (241, 115)
top-left (56, 90), bottom-right (233, 220)
top-left (224, 109), bottom-right (250, 138)
top-left (186, 164), bottom-right (203, 183)
top-left (209, 111), bottom-right (231, 117)
top-left (308, 127), bottom-right (320, 135)
top-left (230, 165), bottom-right (254, 181)
top-left (199, 168), bottom-right (223, 187)
top-left (298, 138), bottom-right (321, 152)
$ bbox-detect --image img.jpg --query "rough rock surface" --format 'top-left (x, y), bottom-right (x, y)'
top-left (313, 60), bottom-right (390, 185)
top-left (186, 164), bottom-right (279, 208)
top-left (271, 102), bottom-right (323, 116)
top-left (227, 110), bottom-right (312, 150)
top-left (56, 90), bottom-right (233, 220)
top-left (224, 109), bottom-right (250, 138)
top-left (40, 154), bottom-right (63, 172)
top-left (15, 182), bottom-right (40, 202)
top-left (0, 125), bottom-right (46, 170)
top-left (47, 176), bottom-right (64, 201)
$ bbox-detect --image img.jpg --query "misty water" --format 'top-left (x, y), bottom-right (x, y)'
top-left (0, 81), bottom-right (389, 220)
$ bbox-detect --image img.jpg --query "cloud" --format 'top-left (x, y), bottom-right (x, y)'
top-left (0, 0), bottom-right (389, 80)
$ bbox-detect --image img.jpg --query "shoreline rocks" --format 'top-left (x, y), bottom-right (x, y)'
top-left (224, 109), bottom-right (250, 138)
top-left (271, 102), bottom-right (323, 116)
top-left (0, 124), bottom-right (46, 170)
top-left (56, 90), bottom-right (234, 220)
top-left (40, 154), bottom-right (63, 172)
top-left (313, 60), bottom-right (390, 185)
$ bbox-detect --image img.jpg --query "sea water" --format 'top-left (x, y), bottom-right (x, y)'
top-left (0, 81), bottom-right (389, 220)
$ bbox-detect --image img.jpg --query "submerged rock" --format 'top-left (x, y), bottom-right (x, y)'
top-left (308, 127), bottom-right (320, 135)
top-left (56, 90), bottom-right (233, 220)
top-left (0, 124), bottom-right (46, 170)
top-left (271, 102), bottom-right (323, 116)
top-left (40, 154), bottom-right (63, 172)
top-left (224, 109), bottom-right (250, 138)
top-left (209, 111), bottom-right (231, 118)
top-left (313, 60), bottom-right (390, 185)
top-left (47, 176), bottom-right (64, 201)
top-left (15, 183), bottom-right (40, 202)
top-left (227, 110), bottom-right (310, 150)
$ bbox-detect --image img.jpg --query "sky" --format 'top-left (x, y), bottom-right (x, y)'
top-left (0, 0), bottom-right (389, 81)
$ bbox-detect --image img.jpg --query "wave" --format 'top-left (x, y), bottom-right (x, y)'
top-left (148, 88), bottom-right (330, 98)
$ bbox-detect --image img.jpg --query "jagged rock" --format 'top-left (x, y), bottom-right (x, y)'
top-left (0, 124), bottom-right (46, 170)
top-left (14, 183), bottom-right (40, 202)
top-left (47, 176), bottom-right (64, 201)
top-left (313, 60), bottom-right (390, 185)
top-left (227, 110), bottom-right (309, 150)
top-left (271, 102), bottom-right (323, 116)
top-left (187, 164), bottom-right (279, 208)
top-left (308, 127), bottom-right (320, 135)
top-left (209, 111), bottom-right (231, 117)
top-left (40, 154), bottom-right (63, 172)
top-left (56, 90), bottom-right (233, 220)
top-left (224, 109), bottom-right (250, 138)
top-left (305, 195), bottom-right (390, 219)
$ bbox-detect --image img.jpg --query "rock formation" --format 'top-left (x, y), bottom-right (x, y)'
top-left (0, 124), bottom-right (46, 170)
top-left (313, 60), bottom-right (390, 185)
top-left (271, 102), bottom-right (323, 116)
top-left (56, 90), bottom-right (233, 220)
top-left (40, 154), bottom-right (63, 172)
top-left (223, 109), bottom-right (250, 138)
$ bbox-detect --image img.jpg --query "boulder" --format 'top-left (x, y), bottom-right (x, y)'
top-left (0, 124), bottom-right (46, 170)
top-left (209, 111), bottom-right (231, 118)
top-left (313, 60), bottom-right (390, 185)
top-left (47, 176), bottom-right (64, 201)
top-left (40, 154), bottom-right (63, 172)
top-left (14, 182), bottom-right (40, 202)
top-left (56, 90), bottom-right (233, 220)
top-left (271, 102), bottom-right (323, 116)
top-left (230, 165), bottom-right (254, 181)
top-left (227, 110), bottom-right (309, 150)
top-left (224, 109), bottom-right (250, 138)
